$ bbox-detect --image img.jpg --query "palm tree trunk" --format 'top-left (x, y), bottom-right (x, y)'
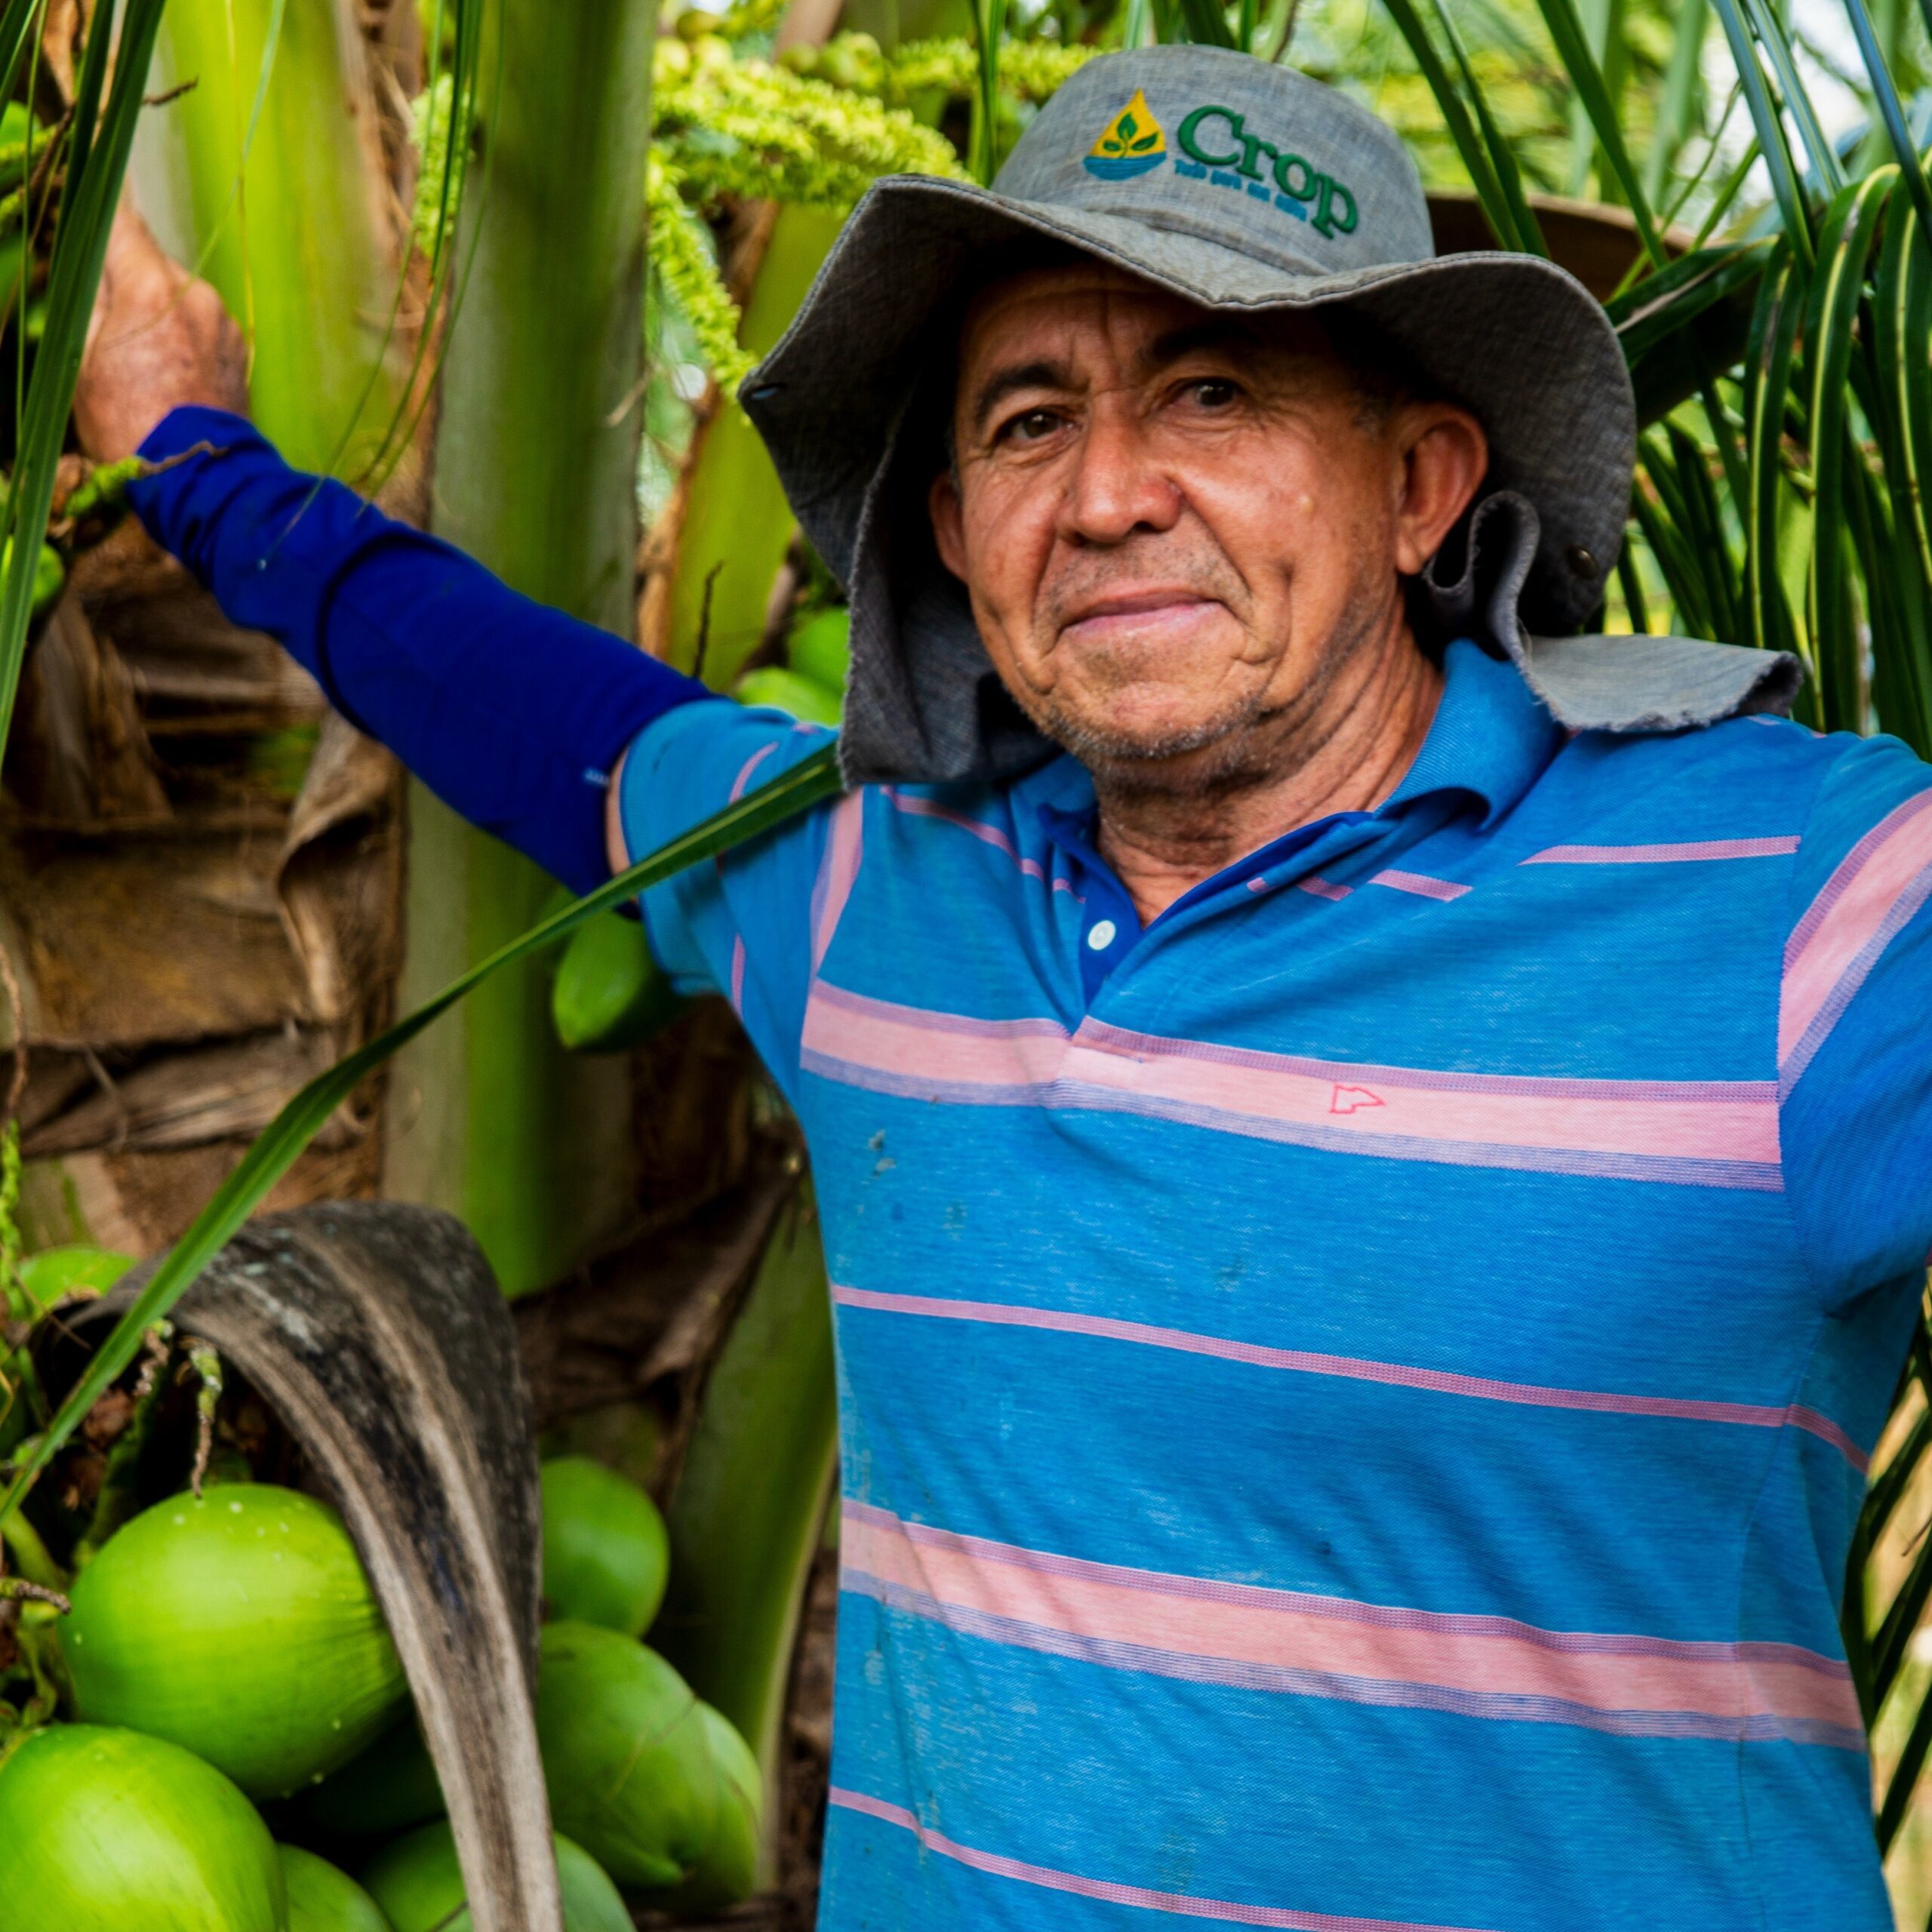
top-left (134, 0), bottom-right (405, 470)
top-left (384, 0), bottom-right (659, 1296)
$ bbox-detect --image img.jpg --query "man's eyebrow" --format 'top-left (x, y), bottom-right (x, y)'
top-left (967, 359), bottom-right (1071, 435)
top-left (1140, 318), bottom-right (1266, 371)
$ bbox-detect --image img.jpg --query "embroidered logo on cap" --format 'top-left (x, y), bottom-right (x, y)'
top-left (1174, 104), bottom-right (1358, 237)
top-left (1078, 92), bottom-right (1361, 240)
top-left (1175, 104), bottom-right (1358, 237)
top-left (1083, 90), bottom-right (1168, 179)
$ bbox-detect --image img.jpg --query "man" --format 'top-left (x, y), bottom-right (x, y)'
top-left (79, 45), bottom-right (1929, 1932)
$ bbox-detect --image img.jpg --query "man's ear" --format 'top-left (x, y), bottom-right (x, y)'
top-left (1392, 402), bottom-right (1488, 577)
top-left (929, 468), bottom-right (969, 583)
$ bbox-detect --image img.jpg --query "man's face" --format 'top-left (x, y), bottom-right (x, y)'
top-left (928, 264), bottom-right (1487, 792)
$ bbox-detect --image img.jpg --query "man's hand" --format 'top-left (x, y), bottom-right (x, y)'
top-left (73, 204), bottom-right (248, 462)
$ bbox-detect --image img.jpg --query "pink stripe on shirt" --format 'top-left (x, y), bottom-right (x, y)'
top-left (727, 740), bottom-right (778, 804)
top-left (1369, 869), bottom-right (1470, 901)
top-left (885, 786), bottom-right (1086, 900)
top-left (839, 1503), bottom-right (1862, 1747)
top-left (809, 791), bottom-right (866, 971)
top-left (828, 1787), bottom-right (1502, 1930)
top-left (1780, 789), bottom-right (1932, 1074)
top-left (829, 1284), bottom-right (1866, 1470)
top-left (1524, 838), bottom-right (1800, 864)
top-left (800, 984), bottom-right (1780, 1180)
top-left (886, 788), bottom-right (1046, 880)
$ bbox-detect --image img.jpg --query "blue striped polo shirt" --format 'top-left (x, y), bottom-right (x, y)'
top-left (620, 635), bottom-right (1932, 1932)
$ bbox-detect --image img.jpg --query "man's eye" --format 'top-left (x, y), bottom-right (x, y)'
top-left (998, 408), bottom-right (1063, 445)
top-left (1187, 378), bottom-right (1240, 408)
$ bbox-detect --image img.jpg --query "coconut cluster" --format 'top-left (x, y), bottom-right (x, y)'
top-left (0, 1447), bottom-right (761, 1930)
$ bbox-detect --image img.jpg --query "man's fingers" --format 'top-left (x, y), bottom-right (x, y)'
top-left (75, 202), bottom-right (249, 460)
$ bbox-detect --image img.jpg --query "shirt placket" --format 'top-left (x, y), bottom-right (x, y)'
top-left (1039, 804), bottom-right (1414, 1005)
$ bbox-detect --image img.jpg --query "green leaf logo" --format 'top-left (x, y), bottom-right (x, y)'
top-left (1084, 90), bottom-right (1167, 175)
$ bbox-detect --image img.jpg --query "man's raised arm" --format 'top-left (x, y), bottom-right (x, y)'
top-left (76, 208), bottom-right (715, 897)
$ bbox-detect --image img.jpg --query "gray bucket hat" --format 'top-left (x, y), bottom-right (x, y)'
top-left (743, 45), bottom-right (1798, 785)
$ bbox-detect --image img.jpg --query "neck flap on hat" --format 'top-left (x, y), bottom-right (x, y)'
top-left (1423, 491), bottom-right (1801, 735)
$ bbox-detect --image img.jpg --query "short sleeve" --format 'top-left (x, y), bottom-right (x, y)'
top-left (617, 701), bottom-right (842, 1106)
top-left (1779, 731), bottom-right (1932, 1304)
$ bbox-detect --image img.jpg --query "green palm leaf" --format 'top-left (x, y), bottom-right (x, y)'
top-left (1707, 0), bottom-right (1814, 262)
top-left (1874, 198), bottom-right (1932, 601)
top-left (1377, 0), bottom-right (1540, 253)
top-left (0, 0), bottom-right (171, 762)
top-left (1841, 0), bottom-right (1932, 248)
top-left (1740, 0), bottom-right (1844, 198)
top-left (1615, 248), bottom-right (1773, 430)
top-left (1526, 0), bottom-right (1666, 264)
top-left (1804, 168), bottom-right (1894, 730)
top-left (1427, 0), bottom-right (1547, 256)
top-left (1741, 242), bottom-right (1805, 663)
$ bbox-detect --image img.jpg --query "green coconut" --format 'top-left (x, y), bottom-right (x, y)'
top-left (0, 1723), bottom-right (285, 1930)
top-left (2, 536), bottom-right (68, 620)
top-left (18, 1242), bottom-right (134, 1311)
top-left (296, 1710), bottom-right (445, 1837)
top-left (280, 1843), bottom-right (394, 1932)
top-left (786, 606), bottom-right (851, 692)
top-left (65, 1484), bottom-right (408, 1798)
top-left (550, 910), bottom-right (686, 1053)
top-left (0, 1247), bottom-right (131, 1456)
top-left (540, 1455), bottom-right (669, 1638)
top-left (534, 1620), bottom-right (720, 1890)
top-left (361, 1821), bottom-right (628, 1932)
top-left (663, 1700), bottom-right (763, 1912)
top-left (734, 664), bottom-right (841, 727)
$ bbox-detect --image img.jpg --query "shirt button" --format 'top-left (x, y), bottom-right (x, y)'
top-left (1087, 919), bottom-right (1118, 951)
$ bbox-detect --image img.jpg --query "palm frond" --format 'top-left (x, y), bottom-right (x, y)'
top-left (0, 0), bottom-right (171, 761)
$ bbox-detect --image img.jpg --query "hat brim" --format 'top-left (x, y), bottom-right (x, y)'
top-left (743, 174), bottom-right (1634, 635)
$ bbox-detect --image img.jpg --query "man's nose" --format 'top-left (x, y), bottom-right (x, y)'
top-left (1057, 405), bottom-right (1181, 546)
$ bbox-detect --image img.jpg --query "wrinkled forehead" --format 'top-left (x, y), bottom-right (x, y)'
top-left (959, 262), bottom-right (1198, 373)
top-left (959, 257), bottom-right (1201, 339)
top-left (950, 256), bottom-right (1349, 422)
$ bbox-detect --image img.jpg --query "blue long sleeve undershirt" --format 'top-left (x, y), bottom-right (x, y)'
top-left (125, 405), bottom-right (715, 895)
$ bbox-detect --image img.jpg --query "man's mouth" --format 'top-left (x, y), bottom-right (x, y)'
top-left (1057, 589), bottom-right (1224, 645)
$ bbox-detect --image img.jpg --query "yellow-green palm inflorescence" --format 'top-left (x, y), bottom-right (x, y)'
top-left (647, 28), bottom-right (970, 401)
top-left (800, 32), bottom-right (1096, 106)
top-left (645, 152), bottom-right (760, 396)
top-left (408, 72), bottom-right (457, 268)
top-left (654, 33), bottom-right (964, 213)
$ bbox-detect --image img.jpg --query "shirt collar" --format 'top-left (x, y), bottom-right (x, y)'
top-left (1387, 635), bottom-right (1561, 828)
top-left (1018, 635), bottom-right (1560, 834)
